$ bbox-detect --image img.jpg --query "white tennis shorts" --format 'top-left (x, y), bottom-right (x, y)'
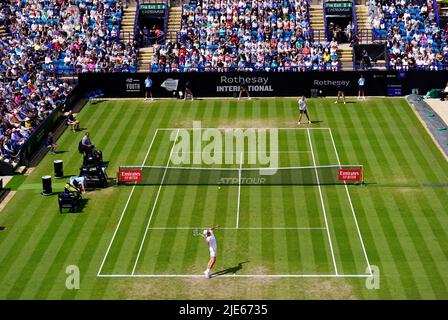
top-left (209, 246), bottom-right (217, 257)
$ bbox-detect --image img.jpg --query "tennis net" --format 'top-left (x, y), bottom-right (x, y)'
top-left (117, 165), bottom-right (364, 185)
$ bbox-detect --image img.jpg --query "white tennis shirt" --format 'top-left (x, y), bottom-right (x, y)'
top-left (206, 231), bottom-right (217, 252)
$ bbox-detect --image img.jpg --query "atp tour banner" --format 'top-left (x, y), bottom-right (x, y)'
top-left (77, 71), bottom-right (448, 98)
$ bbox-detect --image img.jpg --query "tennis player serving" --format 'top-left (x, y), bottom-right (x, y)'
top-left (203, 225), bottom-right (220, 278)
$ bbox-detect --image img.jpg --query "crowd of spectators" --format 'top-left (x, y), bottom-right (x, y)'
top-left (371, 0), bottom-right (448, 70)
top-left (5, 0), bottom-right (138, 74)
top-left (148, 0), bottom-right (341, 72)
top-left (0, 0), bottom-right (138, 161)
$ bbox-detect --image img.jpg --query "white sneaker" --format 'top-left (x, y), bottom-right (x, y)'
top-left (308, 121), bottom-right (311, 124)
top-left (334, 101), bottom-right (338, 104)
top-left (298, 121), bottom-right (301, 125)
top-left (151, 98), bottom-right (154, 101)
top-left (363, 97), bottom-right (366, 100)
top-left (204, 270), bottom-right (210, 278)
top-left (344, 101), bottom-right (346, 104)
top-left (248, 97), bottom-right (252, 100)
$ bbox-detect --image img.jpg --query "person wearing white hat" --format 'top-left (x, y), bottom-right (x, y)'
top-left (203, 228), bottom-right (218, 278)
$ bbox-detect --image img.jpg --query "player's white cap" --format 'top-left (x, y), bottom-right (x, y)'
top-left (203, 229), bottom-right (208, 237)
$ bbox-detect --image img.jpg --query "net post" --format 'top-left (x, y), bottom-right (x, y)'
top-left (360, 165), bottom-right (366, 186)
top-left (116, 166), bottom-right (121, 186)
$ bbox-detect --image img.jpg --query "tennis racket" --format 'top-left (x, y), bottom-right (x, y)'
top-left (192, 225), bottom-right (221, 237)
top-left (192, 228), bottom-right (203, 237)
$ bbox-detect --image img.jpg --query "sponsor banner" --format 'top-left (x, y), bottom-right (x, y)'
top-left (161, 78), bottom-right (179, 91)
top-left (78, 71), bottom-right (448, 98)
top-left (119, 169), bottom-right (142, 183)
top-left (125, 78), bottom-right (141, 93)
top-left (325, 1), bottom-right (352, 16)
top-left (217, 76), bottom-right (274, 93)
top-left (338, 169), bottom-right (362, 182)
top-left (139, 3), bottom-right (166, 18)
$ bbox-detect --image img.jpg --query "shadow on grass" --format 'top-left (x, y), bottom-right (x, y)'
top-left (211, 261), bottom-right (250, 278)
top-left (59, 198), bottom-right (89, 214)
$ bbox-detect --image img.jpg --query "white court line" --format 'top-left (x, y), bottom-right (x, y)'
top-left (131, 129), bottom-right (180, 275)
top-left (236, 152), bottom-right (242, 229)
top-left (157, 127), bottom-right (330, 131)
top-left (97, 274), bottom-right (370, 278)
top-left (147, 227), bottom-right (326, 230)
top-left (328, 128), bottom-right (373, 276)
top-left (306, 128), bottom-right (339, 275)
top-left (158, 151), bottom-right (311, 153)
top-left (97, 129), bottom-right (160, 276)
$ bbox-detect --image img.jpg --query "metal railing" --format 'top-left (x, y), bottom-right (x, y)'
top-left (305, 0), bottom-right (311, 28)
top-left (163, 0), bottom-right (168, 41)
top-left (309, 29), bottom-right (326, 43)
top-left (120, 31), bottom-right (134, 43)
top-left (433, 0), bottom-right (441, 26)
top-left (55, 65), bottom-right (138, 75)
top-left (134, 0), bottom-right (140, 45)
top-left (352, 0), bottom-right (358, 41)
top-left (323, 0), bottom-right (328, 41)
top-left (354, 61), bottom-right (448, 71)
top-left (357, 28), bottom-right (376, 43)
top-left (135, 62), bottom-right (343, 73)
top-left (351, 0), bottom-right (358, 70)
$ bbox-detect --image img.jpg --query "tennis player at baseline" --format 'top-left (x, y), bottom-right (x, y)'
top-left (298, 96), bottom-right (311, 125)
top-left (203, 228), bottom-right (217, 278)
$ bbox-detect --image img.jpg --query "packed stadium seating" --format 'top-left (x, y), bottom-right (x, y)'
top-left (0, 0), bottom-right (446, 162)
top-left (149, 0), bottom-right (341, 72)
top-left (371, 0), bottom-right (448, 70)
top-left (0, 0), bottom-right (138, 161)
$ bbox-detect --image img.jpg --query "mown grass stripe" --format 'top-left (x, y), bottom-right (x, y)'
top-left (332, 99), bottom-right (411, 298)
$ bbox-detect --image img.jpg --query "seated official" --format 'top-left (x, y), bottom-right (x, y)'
top-left (64, 180), bottom-right (82, 197)
top-left (66, 111), bottom-right (80, 132)
top-left (69, 176), bottom-right (86, 193)
top-left (79, 132), bottom-right (94, 154)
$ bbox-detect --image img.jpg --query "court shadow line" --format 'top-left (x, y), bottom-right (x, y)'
top-left (210, 261), bottom-right (250, 278)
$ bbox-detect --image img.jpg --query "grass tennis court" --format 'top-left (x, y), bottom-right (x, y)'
top-left (1, 97), bottom-right (448, 299)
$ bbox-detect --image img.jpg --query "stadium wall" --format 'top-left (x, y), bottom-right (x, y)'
top-left (78, 71), bottom-right (448, 98)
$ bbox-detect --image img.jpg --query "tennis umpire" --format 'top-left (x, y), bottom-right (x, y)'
top-left (79, 132), bottom-right (94, 155)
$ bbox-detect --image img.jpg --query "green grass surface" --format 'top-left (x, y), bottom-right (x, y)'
top-left (0, 97), bottom-right (448, 299)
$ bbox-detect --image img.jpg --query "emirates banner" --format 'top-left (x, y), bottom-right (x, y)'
top-left (119, 169), bottom-right (143, 183)
top-left (338, 169), bottom-right (362, 182)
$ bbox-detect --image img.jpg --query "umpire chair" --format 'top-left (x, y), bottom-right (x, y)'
top-left (58, 181), bottom-right (82, 213)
